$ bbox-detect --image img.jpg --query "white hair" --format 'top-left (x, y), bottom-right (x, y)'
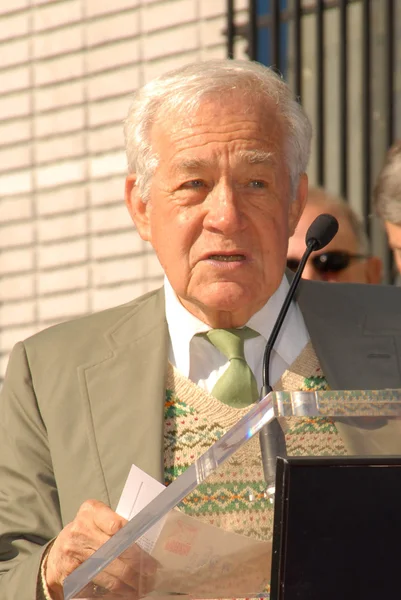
top-left (373, 141), bottom-right (401, 224)
top-left (123, 59), bottom-right (312, 201)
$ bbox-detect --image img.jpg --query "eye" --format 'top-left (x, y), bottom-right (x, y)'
top-left (248, 180), bottom-right (266, 189)
top-left (181, 179), bottom-right (205, 189)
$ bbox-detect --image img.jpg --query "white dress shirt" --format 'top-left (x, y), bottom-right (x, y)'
top-left (164, 275), bottom-right (309, 394)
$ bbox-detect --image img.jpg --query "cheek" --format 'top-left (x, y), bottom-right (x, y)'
top-left (150, 211), bottom-right (198, 268)
top-left (258, 201), bottom-right (289, 231)
top-left (342, 263), bottom-right (367, 284)
top-left (255, 215), bottom-right (289, 266)
top-left (266, 210), bottom-right (291, 251)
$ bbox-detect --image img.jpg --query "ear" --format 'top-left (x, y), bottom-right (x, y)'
top-left (366, 256), bottom-right (383, 284)
top-left (288, 173), bottom-right (308, 236)
top-left (125, 175), bottom-right (152, 242)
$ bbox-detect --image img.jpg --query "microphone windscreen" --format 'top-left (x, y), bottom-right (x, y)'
top-left (305, 213), bottom-right (339, 251)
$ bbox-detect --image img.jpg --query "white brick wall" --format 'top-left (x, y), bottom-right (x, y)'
top-left (0, 0), bottom-right (247, 382)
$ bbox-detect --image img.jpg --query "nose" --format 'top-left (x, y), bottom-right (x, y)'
top-left (203, 182), bottom-right (245, 234)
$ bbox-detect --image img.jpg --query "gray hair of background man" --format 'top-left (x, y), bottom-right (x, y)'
top-left (123, 59), bottom-right (312, 202)
top-left (308, 187), bottom-right (370, 254)
top-left (373, 141), bottom-right (401, 224)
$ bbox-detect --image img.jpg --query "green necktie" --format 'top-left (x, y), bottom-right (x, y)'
top-left (202, 327), bottom-right (260, 408)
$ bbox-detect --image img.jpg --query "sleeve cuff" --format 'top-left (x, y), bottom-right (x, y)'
top-left (37, 543), bottom-right (56, 600)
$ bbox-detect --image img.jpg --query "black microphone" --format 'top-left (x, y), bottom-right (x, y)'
top-left (259, 213), bottom-right (339, 497)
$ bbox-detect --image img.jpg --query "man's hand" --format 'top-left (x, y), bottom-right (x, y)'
top-left (45, 499), bottom-right (156, 599)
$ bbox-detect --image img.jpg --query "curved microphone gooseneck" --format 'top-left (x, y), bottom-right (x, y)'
top-left (259, 213), bottom-right (339, 496)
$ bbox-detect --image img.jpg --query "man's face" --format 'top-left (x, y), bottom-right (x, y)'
top-left (126, 94), bottom-right (307, 327)
top-left (385, 221), bottom-right (401, 277)
top-left (287, 202), bottom-right (382, 284)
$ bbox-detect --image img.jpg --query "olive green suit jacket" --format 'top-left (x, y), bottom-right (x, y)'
top-left (1, 279), bottom-right (401, 599)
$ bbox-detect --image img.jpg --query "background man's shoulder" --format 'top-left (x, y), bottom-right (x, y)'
top-left (298, 278), bottom-right (401, 327)
top-left (304, 278), bottom-right (401, 303)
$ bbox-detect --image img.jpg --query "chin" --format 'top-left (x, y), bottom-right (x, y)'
top-left (196, 282), bottom-right (259, 312)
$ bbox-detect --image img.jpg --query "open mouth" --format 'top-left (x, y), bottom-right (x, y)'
top-left (208, 254), bottom-right (246, 262)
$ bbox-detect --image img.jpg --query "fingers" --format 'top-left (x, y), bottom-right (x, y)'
top-left (45, 499), bottom-right (138, 598)
top-left (88, 538), bottom-right (159, 598)
top-left (45, 498), bottom-right (159, 599)
top-left (80, 550), bottom-right (156, 598)
top-left (85, 499), bottom-right (128, 537)
top-left (120, 540), bottom-right (159, 574)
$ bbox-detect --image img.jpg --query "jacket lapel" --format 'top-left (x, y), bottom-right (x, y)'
top-left (79, 288), bottom-right (169, 510)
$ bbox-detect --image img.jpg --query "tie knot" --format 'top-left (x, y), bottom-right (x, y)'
top-left (203, 327), bottom-right (259, 361)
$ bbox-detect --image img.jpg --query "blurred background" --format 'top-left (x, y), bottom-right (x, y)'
top-left (0, 0), bottom-right (400, 383)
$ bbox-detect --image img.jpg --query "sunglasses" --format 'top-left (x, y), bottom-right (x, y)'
top-left (287, 251), bottom-right (369, 274)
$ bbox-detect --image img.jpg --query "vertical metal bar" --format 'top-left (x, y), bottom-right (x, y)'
top-left (339, 0), bottom-right (348, 199)
top-left (227, 0), bottom-right (235, 59)
top-left (316, 0), bottom-right (325, 186)
top-left (248, 0), bottom-right (258, 61)
top-left (385, 0), bottom-right (395, 148)
top-left (385, 0), bottom-right (395, 281)
top-left (362, 0), bottom-right (371, 236)
top-left (271, 0), bottom-right (280, 71)
top-left (293, 0), bottom-right (302, 99)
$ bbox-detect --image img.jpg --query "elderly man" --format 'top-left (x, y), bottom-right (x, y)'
top-left (1, 60), bottom-right (401, 600)
top-left (287, 188), bottom-right (382, 283)
top-left (373, 141), bottom-right (401, 279)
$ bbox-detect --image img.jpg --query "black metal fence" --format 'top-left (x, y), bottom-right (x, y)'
top-left (226, 0), bottom-right (399, 282)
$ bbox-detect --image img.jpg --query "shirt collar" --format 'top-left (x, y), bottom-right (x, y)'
top-left (164, 277), bottom-right (210, 377)
top-left (247, 275), bottom-right (309, 367)
top-left (164, 274), bottom-right (309, 377)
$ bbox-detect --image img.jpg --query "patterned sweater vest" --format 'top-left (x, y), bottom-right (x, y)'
top-left (164, 341), bottom-right (347, 543)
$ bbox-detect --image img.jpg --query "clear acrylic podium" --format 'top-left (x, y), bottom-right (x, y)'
top-left (63, 389), bottom-right (401, 599)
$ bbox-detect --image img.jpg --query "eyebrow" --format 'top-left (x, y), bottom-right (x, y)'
top-left (237, 149), bottom-right (274, 165)
top-left (178, 158), bottom-right (211, 171)
top-left (177, 150), bottom-right (275, 172)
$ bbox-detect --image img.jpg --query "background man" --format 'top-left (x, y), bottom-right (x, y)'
top-left (287, 187), bottom-right (382, 283)
top-left (1, 60), bottom-right (401, 600)
top-left (373, 141), bottom-right (401, 279)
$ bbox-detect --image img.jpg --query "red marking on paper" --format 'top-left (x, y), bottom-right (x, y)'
top-left (164, 519), bottom-right (198, 556)
top-left (165, 539), bottom-right (191, 556)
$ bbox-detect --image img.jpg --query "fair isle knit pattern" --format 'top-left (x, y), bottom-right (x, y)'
top-left (164, 341), bottom-right (348, 543)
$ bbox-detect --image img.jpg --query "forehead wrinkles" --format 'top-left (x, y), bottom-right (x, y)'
top-left (156, 120), bottom-right (282, 154)
top-left (151, 97), bottom-right (285, 154)
top-left (172, 149), bottom-right (277, 174)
